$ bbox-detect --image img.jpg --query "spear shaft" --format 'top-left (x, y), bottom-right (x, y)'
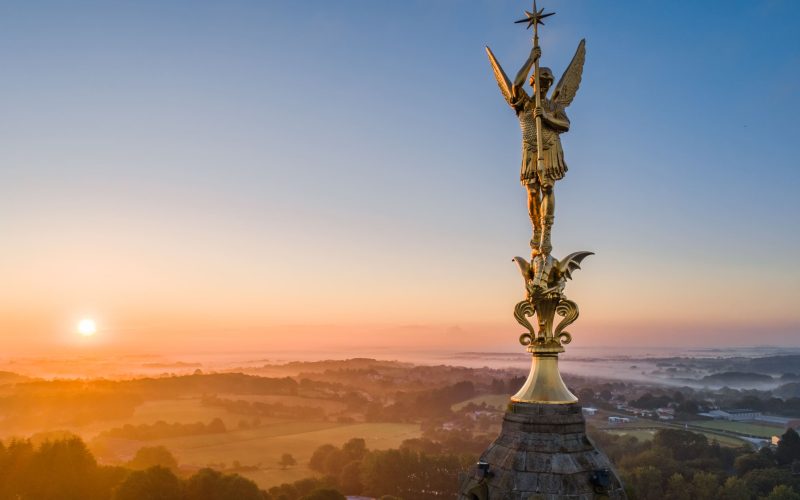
top-left (532, 22), bottom-right (545, 179)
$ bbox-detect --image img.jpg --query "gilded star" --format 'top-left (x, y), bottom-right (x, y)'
top-left (514, 0), bottom-right (555, 30)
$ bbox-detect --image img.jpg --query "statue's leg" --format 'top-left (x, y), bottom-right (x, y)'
top-left (527, 183), bottom-right (542, 256)
top-left (540, 183), bottom-right (555, 256)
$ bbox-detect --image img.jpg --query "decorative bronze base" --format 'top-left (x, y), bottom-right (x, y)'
top-left (511, 345), bottom-right (577, 404)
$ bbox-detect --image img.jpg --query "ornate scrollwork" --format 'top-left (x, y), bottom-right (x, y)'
top-left (554, 298), bottom-right (579, 345)
top-left (514, 300), bottom-right (536, 346)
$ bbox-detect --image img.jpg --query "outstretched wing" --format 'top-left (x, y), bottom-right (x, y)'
top-left (555, 250), bottom-right (593, 280)
top-left (485, 46), bottom-right (514, 107)
top-left (551, 39), bottom-right (586, 108)
top-left (512, 256), bottom-right (532, 281)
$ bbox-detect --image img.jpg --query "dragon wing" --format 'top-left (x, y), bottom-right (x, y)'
top-left (551, 39), bottom-right (586, 108)
top-left (512, 256), bottom-right (532, 281)
top-left (555, 250), bottom-right (594, 280)
top-left (485, 46), bottom-right (514, 108)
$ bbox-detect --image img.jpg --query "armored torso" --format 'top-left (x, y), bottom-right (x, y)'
top-left (518, 97), bottom-right (559, 151)
top-left (514, 95), bottom-right (568, 186)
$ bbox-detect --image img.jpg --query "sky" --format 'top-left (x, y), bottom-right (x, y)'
top-left (0, 0), bottom-right (798, 356)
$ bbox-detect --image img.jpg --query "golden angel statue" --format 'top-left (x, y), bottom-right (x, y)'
top-left (486, 39), bottom-right (585, 257)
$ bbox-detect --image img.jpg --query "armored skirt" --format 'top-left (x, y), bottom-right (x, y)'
top-left (520, 138), bottom-right (567, 187)
top-left (516, 97), bottom-right (569, 187)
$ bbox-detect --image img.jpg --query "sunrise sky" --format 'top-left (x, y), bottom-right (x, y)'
top-left (1, 1), bottom-right (798, 355)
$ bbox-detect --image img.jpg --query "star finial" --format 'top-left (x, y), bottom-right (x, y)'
top-left (514, 0), bottom-right (555, 30)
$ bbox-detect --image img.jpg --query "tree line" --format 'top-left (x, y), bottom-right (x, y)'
top-left (591, 427), bottom-right (800, 499)
top-left (97, 418), bottom-right (227, 441)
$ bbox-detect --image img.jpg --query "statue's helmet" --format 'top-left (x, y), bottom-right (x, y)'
top-left (531, 67), bottom-right (555, 89)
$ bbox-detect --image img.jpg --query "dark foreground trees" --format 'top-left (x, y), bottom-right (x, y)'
top-left (0, 436), bottom-right (272, 500)
top-left (591, 427), bottom-right (800, 500)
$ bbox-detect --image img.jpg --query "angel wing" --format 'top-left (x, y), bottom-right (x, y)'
top-left (485, 46), bottom-right (514, 107)
top-left (551, 39), bottom-right (586, 108)
top-left (555, 251), bottom-right (593, 281)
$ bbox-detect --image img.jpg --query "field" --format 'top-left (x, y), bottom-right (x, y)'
top-left (73, 398), bottom-right (253, 440)
top-left (689, 420), bottom-right (783, 438)
top-left (698, 433), bottom-right (751, 447)
top-left (452, 394), bottom-right (509, 411)
top-left (602, 426), bottom-right (748, 447)
top-left (213, 394), bottom-right (347, 415)
top-left (603, 429), bottom-right (657, 441)
top-left (87, 397), bottom-right (421, 488)
top-left (138, 421), bottom-right (419, 487)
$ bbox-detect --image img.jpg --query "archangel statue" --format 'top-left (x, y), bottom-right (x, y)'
top-left (484, 4), bottom-right (593, 355)
top-left (486, 39), bottom-right (585, 258)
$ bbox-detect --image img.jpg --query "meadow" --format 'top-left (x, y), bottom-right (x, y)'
top-left (452, 393), bottom-right (510, 411)
top-left (689, 420), bottom-right (785, 439)
top-left (87, 396), bottom-right (421, 488)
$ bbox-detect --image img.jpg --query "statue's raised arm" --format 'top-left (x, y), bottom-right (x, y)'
top-left (486, 46), bottom-right (540, 109)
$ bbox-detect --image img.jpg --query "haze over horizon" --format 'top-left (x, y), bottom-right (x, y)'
top-left (1, 0), bottom-right (798, 356)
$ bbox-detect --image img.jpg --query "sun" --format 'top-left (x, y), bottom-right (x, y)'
top-left (77, 318), bottom-right (97, 337)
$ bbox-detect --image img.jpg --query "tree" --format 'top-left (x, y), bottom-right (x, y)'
top-left (342, 438), bottom-right (367, 461)
top-left (664, 473), bottom-right (691, 500)
top-left (185, 468), bottom-right (263, 500)
top-left (322, 448), bottom-right (347, 476)
top-left (490, 378), bottom-right (506, 394)
top-left (764, 485), bottom-right (800, 500)
top-left (339, 461), bottom-right (363, 495)
top-left (361, 448), bottom-right (468, 499)
top-left (653, 429), bottom-right (709, 461)
top-left (309, 444), bottom-right (336, 472)
top-left (734, 452), bottom-right (774, 476)
top-left (618, 448), bottom-right (680, 481)
top-left (279, 453), bottom-right (297, 470)
top-left (127, 446), bottom-right (179, 473)
top-left (578, 388), bottom-right (596, 402)
top-left (742, 468), bottom-right (795, 497)
top-left (113, 466), bottom-right (183, 500)
top-left (691, 472), bottom-right (719, 500)
top-left (776, 428), bottom-right (800, 465)
top-left (207, 418), bottom-right (227, 434)
top-left (25, 438), bottom-right (105, 500)
top-left (300, 488), bottom-right (345, 500)
top-left (624, 466), bottom-right (664, 500)
top-left (677, 400), bottom-right (700, 415)
top-left (718, 477), bottom-right (752, 500)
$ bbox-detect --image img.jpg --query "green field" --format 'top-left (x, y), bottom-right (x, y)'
top-left (603, 429), bottom-right (657, 441)
top-left (689, 420), bottom-right (783, 438)
top-left (99, 419), bottom-right (421, 488)
top-left (213, 394), bottom-right (347, 416)
top-left (601, 424), bottom-right (750, 448)
top-left (76, 398), bottom-right (249, 439)
top-left (72, 396), bottom-right (421, 488)
top-left (699, 433), bottom-right (752, 447)
top-left (452, 394), bottom-right (509, 411)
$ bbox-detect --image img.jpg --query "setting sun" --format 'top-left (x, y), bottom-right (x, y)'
top-left (77, 318), bottom-right (97, 337)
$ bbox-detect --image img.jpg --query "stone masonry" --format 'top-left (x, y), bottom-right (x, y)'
top-left (459, 402), bottom-right (626, 499)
